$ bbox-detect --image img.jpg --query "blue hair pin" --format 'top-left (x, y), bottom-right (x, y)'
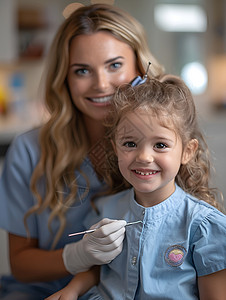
top-left (130, 62), bottom-right (151, 87)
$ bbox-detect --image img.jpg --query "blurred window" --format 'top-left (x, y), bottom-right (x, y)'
top-left (154, 4), bottom-right (207, 32)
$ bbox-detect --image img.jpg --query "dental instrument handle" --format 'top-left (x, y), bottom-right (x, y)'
top-left (68, 220), bottom-right (143, 237)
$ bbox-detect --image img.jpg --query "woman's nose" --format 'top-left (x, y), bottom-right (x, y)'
top-left (136, 147), bottom-right (154, 163)
top-left (93, 71), bottom-right (110, 91)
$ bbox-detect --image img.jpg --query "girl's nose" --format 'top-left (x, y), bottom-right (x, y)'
top-left (136, 147), bottom-right (154, 163)
top-left (93, 71), bottom-right (110, 91)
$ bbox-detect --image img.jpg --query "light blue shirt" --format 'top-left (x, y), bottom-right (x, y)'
top-left (0, 128), bottom-right (104, 297)
top-left (84, 185), bottom-right (226, 300)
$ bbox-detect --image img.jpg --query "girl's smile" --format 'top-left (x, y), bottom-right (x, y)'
top-left (132, 168), bottom-right (160, 179)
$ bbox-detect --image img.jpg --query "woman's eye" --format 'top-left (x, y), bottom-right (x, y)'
top-left (123, 141), bottom-right (136, 148)
top-left (154, 143), bottom-right (167, 149)
top-left (74, 68), bottom-right (89, 76)
top-left (110, 62), bottom-right (122, 70)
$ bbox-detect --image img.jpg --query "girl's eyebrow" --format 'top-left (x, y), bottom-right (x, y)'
top-left (69, 56), bottom-right (125, 68)
top-left (118, 135), bottom-right (135, 140)
top-left (154, 135), bottom-right (169, 139)
top-left (117, 135), bottom-right (137, 143)
top-left (154, 136), bottom-right (175, 144)
top-left (155, 134), bottom-right (174, 141)
top-left (117, 134), bottom-right (175, 144)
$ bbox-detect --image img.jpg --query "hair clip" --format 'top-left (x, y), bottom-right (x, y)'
top-left (130, 62), bottom-right (151, 87)
top-left (63, 0), bottom-right (115, 19)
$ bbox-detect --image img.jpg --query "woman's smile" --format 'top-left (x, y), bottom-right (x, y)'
top-left (86, 94), bottom-right (114, 105)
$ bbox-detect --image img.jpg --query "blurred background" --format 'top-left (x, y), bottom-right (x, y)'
top-left (0, 0), bottom-right (226, 274)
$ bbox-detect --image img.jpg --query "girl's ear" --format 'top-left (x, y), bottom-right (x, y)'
top-left (181, 139), bottom-right (198, 165)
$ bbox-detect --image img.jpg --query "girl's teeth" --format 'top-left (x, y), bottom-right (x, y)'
top-left (135, 170), bottom-right (157, 176)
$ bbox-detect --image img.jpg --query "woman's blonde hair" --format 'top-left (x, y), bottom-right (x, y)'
top-left (24, 4), bottom-right (164, 248)
top-left (104, 75), bottom-right (223, 210)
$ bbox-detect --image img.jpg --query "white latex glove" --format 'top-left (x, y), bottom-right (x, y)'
top-left (63, 218), bottom-right (127, 275)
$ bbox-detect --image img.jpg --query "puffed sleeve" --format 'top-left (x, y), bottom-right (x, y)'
top-left (0, 129), bottom-right (41, 238)
top-left (192, 209), bottom-right (226, 276)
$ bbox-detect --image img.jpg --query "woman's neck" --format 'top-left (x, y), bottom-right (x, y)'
top-left (82, 115), bottom-right (109, 180)
top-left (82, 115), bottom-right (106, 147)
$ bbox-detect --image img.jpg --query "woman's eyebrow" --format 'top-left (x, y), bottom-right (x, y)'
top-left (69, 56), bottom-right (124, 68)
top-left (69, 63), bottom-right (89, 68)
top-left (105, 56), bottom-right (124, 64)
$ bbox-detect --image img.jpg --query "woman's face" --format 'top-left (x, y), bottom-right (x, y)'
top-left (67, 31), bottom-right (138, 123)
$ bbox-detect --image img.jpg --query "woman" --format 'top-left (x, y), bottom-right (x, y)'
top-left (0, 3), bottom-right (164, 299)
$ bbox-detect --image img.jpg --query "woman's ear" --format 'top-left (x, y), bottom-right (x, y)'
top-left (181, 139), bottom-right (198, 165)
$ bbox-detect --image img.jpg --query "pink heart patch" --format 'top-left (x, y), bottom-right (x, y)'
top-left (168, 253), bottom-right (183, 262)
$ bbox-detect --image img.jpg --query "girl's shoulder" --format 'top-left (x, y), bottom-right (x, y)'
top-left (185, 192), bottom-right (225, 219)
top-left (174, 187), bottom-right (226, 237)
top-left (183, 193), bottom-right (226, 240)
top-left (187, 197), bottom-right (226, 276)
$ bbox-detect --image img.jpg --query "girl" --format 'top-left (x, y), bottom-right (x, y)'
top-left (0, 3), bottom-right (164, 299)
top-left (47, 75), bottom-right (226, 300)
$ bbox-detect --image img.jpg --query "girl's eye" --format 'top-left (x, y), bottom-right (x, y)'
top-left (123, 141), bottom-right (136, 148)
top-left (110, 62), bottom-right (122, 71)
top-left (154, 143), bottom-right (167, 149)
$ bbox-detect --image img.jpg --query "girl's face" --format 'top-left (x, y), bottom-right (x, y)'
top-left (67, 31), bottom-right (138, 123)
top-left (114, 110), bottom-right (193, 207)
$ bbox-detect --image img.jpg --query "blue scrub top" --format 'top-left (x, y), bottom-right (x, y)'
top-left (0, 128), bottom-right (104, 297)
top-left (83, 185), bottom-right (226, 300)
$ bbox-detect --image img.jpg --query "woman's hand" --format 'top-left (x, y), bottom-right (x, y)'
top-left (63, 218), bottom-right (126, 274)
